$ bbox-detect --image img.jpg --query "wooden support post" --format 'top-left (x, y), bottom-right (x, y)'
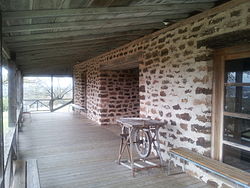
top-left (72, 74), bottom-right (75, 105)
top-left (0, 66), bottom-right (4, 188)
top-left (0, 11), bottom-right (5, 188)
top-left (16, 71), bottom-right (22, 108)
top-left (20, 74), bottom-right (23, 105)
top-left (8, 60), bottom-right (17, 127)
top-left (50, 76), bottom-right (53, 112)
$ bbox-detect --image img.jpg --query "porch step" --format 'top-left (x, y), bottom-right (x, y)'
top-left (27, 159), bottom-right (40, 188)
top-left (12, 160), bottom-right (26, 188)
top-left (12, 159), bottom-right (41, 188)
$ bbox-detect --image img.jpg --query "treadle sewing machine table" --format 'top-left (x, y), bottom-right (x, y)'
top-left (116, 118), bottom-right (165, 176)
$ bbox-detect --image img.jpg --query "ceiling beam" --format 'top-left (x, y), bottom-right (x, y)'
top-left (17, 46), bottom-right (117, 61)
top-left (12, 38), bottom-right (132, 53)
top-left (16, 50), bottom-right (108, 64)
top-left (17, 51), bottom-right (101, 62)
top-left (19, 59), bottom-right (79, 75)
top-left (130, 0), bottom-right (217, 5)
top-left (16, 40), bottom-right (127, 55)
top-left (19, 61), bottom-right (74, 68)
top-left (3, 14), bottom-right (187, 34)
top-left (3, 3), bottom-right (214, 20)
top-left (18, 57), bottom-right (79, 65)
top-left (22, 67), bottom-right (73, 76)
top-left (4, 23), bottom-right (163, 42)
top-left (18, 52), bottom-right (91, 62)
top-left (17, 46), bottom-right (108, 57)
top-left (19, 63), bottom-right (75, 75)
top-left (6, 29), bottom-right (151, 48)
top-left (16, 41), bottom-right (126, 57)
top-left (19, 62), bottom-right (75, 70)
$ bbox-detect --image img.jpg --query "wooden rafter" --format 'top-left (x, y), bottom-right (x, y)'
top-left (6, 30), bottom-right (151, 49)
top-left (3, 3), bottom-right (214, 20)
top-left (3, 14), bottom-right (187, 34)
top-left (4, 23), bottom-right (163, 42)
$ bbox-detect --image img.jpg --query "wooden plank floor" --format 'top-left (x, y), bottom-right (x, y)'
top-left (18, 112), bottom-right (212, 188)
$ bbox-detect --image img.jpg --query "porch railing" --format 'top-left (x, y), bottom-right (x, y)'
top-left (23, 99), bottom-right (72, 112)
top-left (25, 99), bottom-right (49, 111)
top-left (0, 104), bottom-right (23, 188)
top-left (0, 98), bottom-right (72, 187)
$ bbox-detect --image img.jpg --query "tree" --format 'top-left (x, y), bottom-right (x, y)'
top-left (47, 79), bottom-right (72, 112)
top-left (23, 77), bottom-right (72, 112)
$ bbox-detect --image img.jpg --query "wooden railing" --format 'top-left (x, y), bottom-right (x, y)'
top-left (0, 104), bottom-right (23, 188)
top-left (26, 99), bottom-right (50, 111)
top-left (23, 99), bottom-right (72, 112)
top-left (0, 98), bottom-right (73, 187)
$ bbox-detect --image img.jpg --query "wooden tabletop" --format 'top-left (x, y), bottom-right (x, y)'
top-left (117, 118), bottom-right (165, 128)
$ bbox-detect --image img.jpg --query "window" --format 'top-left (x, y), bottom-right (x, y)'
top-left (213, 46), bottom-right (250, 172)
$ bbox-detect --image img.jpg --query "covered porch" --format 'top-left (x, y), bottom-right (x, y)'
top-left (19, 112), bottom-right (209, 188)
top-left (1, 0), bottom-right (250, 187)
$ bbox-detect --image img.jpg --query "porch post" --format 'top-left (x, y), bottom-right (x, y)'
top-left (0, 57), bottom-right (4, 188)
top-left (0, 11), bottom-right (5, 188)
top-left (20, 73), bottom-right (23, 107)
top-left (8, 61), bottom-right (17, 127)
top-left (16, 71), bottom-right (23, 110)
top-left (50, 76), bottom-right (54, 112)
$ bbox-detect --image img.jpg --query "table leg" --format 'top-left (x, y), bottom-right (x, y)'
top-left (129, 128), bottom-right (135, 177)
top-left (155, 127), bottom-right (164, 165)
top-left (127, 144), bottom-right (132, 165)
top-left (118, 136), bottom-right (129, 164)
top-left (117, 137), bottom-right (124, 164)
top-left (167, 153), bottom-right (172, 175)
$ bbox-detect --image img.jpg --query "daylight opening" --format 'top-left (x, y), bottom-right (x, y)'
top-left (23, 76), bottom-right (73, 112)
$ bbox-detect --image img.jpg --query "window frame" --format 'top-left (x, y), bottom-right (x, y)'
top-left (212, 44), bottom-right (250, 161)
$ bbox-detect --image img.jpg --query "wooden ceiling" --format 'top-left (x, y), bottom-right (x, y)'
top-left (1, 0), bottom-right (223, 76)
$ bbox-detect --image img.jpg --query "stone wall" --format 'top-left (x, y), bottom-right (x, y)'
top-left (99, 69), bottom-right (139, 125)
top-left (73, 67), bottom-right (87, 110)
top-left (139, 2), bottom-right (250, 186)
top-left (74, 61), bottom-right (102, 122)
top-left (74, 59), bottom-right (140, 124)
top-left (73, 0), bottom-right (250, 187)
top-left (140, 0), bottom-right (250, 158)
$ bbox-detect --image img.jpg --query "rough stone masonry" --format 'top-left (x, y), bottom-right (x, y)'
top-left (73, 0), bottom-right (250, 187)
